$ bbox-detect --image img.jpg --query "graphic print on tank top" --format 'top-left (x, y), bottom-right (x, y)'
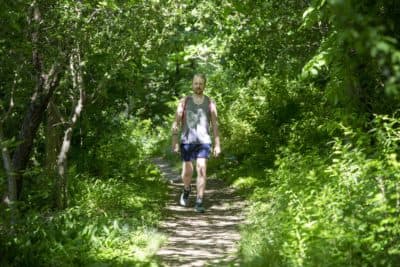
top-left (181, 97), bottom-right (211, 144)
top-left (186, 109), bottom-right (209, 142)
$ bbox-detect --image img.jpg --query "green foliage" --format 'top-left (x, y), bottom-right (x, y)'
top-left (201, 1), bottom-right (400, 266)
top-left (2, 0), bottom-right (400, 266)
top-left (1, 158), bottom-right (167, 267)
top-left (88, 117), bottom-right (159, 178)
top-left (1, 112), bottom-right (168, 266)
top-left (301, 0), bottom-right (400, 110)
top-left (239, 116), bottom-right (400, 267)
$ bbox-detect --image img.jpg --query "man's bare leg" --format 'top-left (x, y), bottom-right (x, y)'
top-left (182, 161), bottom-right (193, 189)
top-left (179, 161), bottom-right (193, 207)
top-left (196, 158), bottom-right (207, 200)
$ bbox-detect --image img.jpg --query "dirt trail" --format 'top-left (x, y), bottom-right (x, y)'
top-left (153, 157), bottom-right (246, 267)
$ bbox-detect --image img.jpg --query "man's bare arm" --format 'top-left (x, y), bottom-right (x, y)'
top-left (171, 98), bottom-right (185, 153)
top-left (210, 100), bottom-right (221, 157)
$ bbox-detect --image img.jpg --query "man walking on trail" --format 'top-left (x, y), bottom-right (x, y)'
top-left (171, 74), bottom-right (221, 213)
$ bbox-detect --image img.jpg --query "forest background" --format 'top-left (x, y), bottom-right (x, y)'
top-left (1, 0), bottom-right (400, 266)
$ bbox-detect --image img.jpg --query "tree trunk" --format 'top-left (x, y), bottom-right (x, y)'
top-left (0, 76), bottom-right (17, 223)
top-left (11, 3), bottom-right (65, 200)
top-left (45, 101), bottom-right (62, 208)
top-left (55, 46), bottom-right (84, 209)
top-left (0, 126), bottom-right (18, 224)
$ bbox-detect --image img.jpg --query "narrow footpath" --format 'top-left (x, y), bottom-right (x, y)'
top-left (153, 158), bottom-right (247, 267)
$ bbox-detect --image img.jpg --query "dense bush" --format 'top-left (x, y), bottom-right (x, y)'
top-left (199, 1), bottom-right (400, 266)
top-left (0, 117), bottom-right (168, 266)
top-left (239, 115), bottom-right (400, 266)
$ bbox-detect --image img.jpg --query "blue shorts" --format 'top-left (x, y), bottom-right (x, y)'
top-left (180, 144), bottom-right (211, 162)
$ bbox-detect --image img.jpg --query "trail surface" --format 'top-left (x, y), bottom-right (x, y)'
top-left (153, 157), bottom-right (246, 267)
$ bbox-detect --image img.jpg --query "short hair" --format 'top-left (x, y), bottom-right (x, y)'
top-left (193, 73), bottom-right (207, 84)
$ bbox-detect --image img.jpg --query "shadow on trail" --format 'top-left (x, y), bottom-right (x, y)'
top-left (153, 158), bottom-right (246, 267)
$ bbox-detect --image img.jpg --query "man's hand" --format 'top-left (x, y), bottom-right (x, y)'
top-left (213, 145), bottom-right (221, 157)
top-left (172, 142), bottom-right (180, 154)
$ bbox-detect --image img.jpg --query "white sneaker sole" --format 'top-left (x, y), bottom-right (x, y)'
top-left (180, 194), bottom-right (189, 206)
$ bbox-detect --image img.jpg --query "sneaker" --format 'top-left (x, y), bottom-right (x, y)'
top-left (179, 187), bottom-right (190, 207)
top-left (194, 201), bottom-right (205, 213)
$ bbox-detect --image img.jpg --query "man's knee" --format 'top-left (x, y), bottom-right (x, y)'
top-left (182, 162), bottom-right (193, 177)
top-left (196, 159), bottom-right (207, 177)
top-left (183, 170), bottom-right (193, 178)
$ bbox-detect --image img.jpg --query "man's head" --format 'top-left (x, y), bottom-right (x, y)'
top-left (192, 74), bottom-right (206, 95)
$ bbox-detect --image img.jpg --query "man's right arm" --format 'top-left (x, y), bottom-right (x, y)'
top-left (209, 100), bottom-right (221, 157)
top-left (171, 98), bottom-right (185, 153)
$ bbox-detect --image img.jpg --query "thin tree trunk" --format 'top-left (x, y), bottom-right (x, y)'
top-left (12, 67), bottom-right (64, 199)
top-left (11, 3), bottom-right (65, 199)
top-left (46, 100), bottom-right (62, 208)
top-left (0, 128), bottom-right (15, 200)
top-left (55, 46), bottom-right (84, 209)
top-left (0, 73), bottom-right (17, 223)
top-left (0, 126), bottom-right (18, 224)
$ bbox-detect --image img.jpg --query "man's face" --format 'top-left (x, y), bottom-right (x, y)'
top-left (192, 76), bottom-right (205, 95)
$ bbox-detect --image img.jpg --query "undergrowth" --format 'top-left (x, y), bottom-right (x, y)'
top-left (0, 118), bottom-right (169, 267)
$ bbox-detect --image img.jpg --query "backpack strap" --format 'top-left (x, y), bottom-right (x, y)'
top-left (181, 96), bottom-right (189, 125)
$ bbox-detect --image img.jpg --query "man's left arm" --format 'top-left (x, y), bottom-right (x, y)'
top-left (210, 100), bottom-right (221, 157)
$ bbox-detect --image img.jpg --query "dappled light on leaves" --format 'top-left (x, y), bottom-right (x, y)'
top-left (1, 0), bottom-right (400, 266)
